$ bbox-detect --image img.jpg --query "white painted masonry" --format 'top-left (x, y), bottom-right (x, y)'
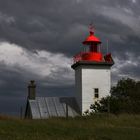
top-left (74, 64), bottom-right (111, 114)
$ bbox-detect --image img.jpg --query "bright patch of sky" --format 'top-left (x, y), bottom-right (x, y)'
top-left (0, 42), bottom-right (74, 86)
top-left (132, 0), bottom-right (136, 3)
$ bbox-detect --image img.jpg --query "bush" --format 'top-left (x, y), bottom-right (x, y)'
top-left (90, 78), bottom-right (140, 114)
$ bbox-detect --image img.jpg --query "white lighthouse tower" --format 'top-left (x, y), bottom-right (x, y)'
top-left (71, 26), bottom-right (114, 114)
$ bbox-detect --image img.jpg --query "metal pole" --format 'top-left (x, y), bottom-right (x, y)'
top-left (66, 103), bottom-right (68, 119)
top-left (107, 40), bottom-right (109, 54)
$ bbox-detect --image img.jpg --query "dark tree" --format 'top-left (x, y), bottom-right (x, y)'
top-left (111, 78), bottom-right (136, 98)
top-left (90, 78), bottom-right (140, 114)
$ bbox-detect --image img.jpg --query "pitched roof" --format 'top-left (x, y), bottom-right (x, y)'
top-left (26, 97), bottom-right (80, 119)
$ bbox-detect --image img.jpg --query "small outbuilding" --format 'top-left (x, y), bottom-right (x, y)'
top-left (25, 81), bottom-right (80, 119)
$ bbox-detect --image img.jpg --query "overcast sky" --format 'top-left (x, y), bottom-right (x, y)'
top-left (0, 0), bottom-right (140, 115)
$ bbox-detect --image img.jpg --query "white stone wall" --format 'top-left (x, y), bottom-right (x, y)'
top-left (75, 65), bottom-right (111, 114)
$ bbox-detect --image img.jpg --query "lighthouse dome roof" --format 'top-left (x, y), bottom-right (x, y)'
top-left (83, 31), bottom-right (101, 45)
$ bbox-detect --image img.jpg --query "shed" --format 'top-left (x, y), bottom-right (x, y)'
top-left (25, 81), bottom-right (80, 119)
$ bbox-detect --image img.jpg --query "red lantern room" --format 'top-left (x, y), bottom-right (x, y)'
top-left (73, 25), bottom-right (113, 63)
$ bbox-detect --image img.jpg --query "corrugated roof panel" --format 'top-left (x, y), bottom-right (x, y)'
top-left (59, 97), bottom-right (80, 117)
top-left (45, 97), bottom-right (57, 117)
top-left (68, 106), bottom-right (74, 117)
top-left (67, 97), bottom-right (80, 116)
top-left (29, 100), bottom-right (41, 119)
top-left (53, 97), bottom-right (66, 117)
top-left (36, 97), bottom-right (49, 119)
top-left (68, 98), bottom-right (76, 117)
top-left (28, 97), bottom-right (80, 119)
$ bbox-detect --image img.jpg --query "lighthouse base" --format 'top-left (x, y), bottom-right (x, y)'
top-left (71, 61), bottom-right (114, 115)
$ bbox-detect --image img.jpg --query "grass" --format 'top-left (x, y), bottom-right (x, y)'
top-left (0, 114), bottom-right (140, 140)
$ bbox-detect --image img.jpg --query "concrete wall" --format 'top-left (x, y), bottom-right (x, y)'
top-left (75, 65), bottom-right (111, 114)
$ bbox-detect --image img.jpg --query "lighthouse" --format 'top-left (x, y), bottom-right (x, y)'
top-left (71, 26), bottom-right (114, 115)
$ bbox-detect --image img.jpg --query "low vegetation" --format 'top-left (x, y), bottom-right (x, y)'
top-left (91, 78), bottom-right (140, 114)
top-left (0, 114), bottom-right (140, 140)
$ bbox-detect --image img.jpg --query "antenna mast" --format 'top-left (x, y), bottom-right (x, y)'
top-left (107, 39), bottom-right (109, 54)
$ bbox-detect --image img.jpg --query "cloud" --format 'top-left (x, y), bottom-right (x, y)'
top-left (0, 42), bottom-right (74, 87)
top-left (0, 0), bottom-right (139, 57)
top-left (112, 52), bottom-right (140, 84)
top-left (0, 12), bottom-right (15, 24)
top-left (99, 6), bottom-right (140, 36)
top-left (131, 0), bottom-right (136, 3)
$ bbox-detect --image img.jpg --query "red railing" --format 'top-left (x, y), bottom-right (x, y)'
top-left (73, 52), bottom-right (103, 63)
top-left (73, 52), bottom-right (113, 63)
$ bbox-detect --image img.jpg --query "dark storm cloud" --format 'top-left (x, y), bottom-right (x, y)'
top-left (0, 0), bottom-right (139, 57)
top-left (0, 0), bottom-right (139, 55)
top-left (0, 0), bottom-right (139, 114)
top-left (0, 62), bottom-right (74, 97)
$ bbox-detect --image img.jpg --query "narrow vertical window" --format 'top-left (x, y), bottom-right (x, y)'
top-left (94, 88), bottom-right (99, 98)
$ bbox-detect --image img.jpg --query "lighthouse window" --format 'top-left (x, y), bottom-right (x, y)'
top-left (94, 93), bottom-right (99, 98)
top-left (94, 88), bottom-right (99, 98)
